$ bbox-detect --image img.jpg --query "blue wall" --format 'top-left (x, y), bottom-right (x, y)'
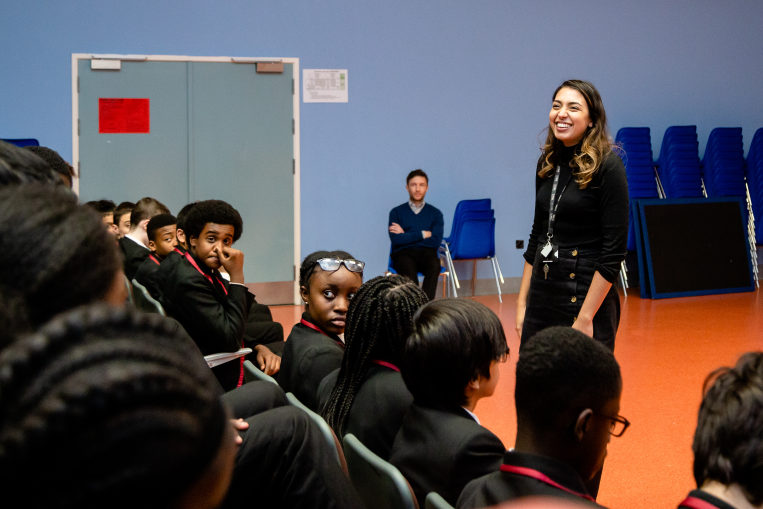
top-left (2, 0), bottom-right (762, 279)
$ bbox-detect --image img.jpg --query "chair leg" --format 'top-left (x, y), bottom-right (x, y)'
top-left (491, 257), bottom-right (503, 303)
top-left (619, 260), bottom-right (628, 298)
top-left (471, 259), bottom-right (477, 297)
top-left (444, 243), bottom-right (460, 290)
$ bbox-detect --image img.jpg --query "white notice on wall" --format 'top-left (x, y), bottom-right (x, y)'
top-left (303, 69), bottom-right (348, 103)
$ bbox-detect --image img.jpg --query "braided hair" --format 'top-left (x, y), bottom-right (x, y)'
top-left (322, 275), bottom-right (427, 435)
top-left (0, 304), bottom-right (228, 509)
top-left (0, 184), bottom-right (121, 337)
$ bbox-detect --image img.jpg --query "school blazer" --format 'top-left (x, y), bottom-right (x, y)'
top-left (318, 363), bottom-right (413, 460)
top-left (279, 314), bottom-right (344, 411)
top-left (156, 251), bottom-right (250, 391)
top-left (389, 404), bottom-right (506, 507)
top-left (118, 236), bottom-right (149, 281)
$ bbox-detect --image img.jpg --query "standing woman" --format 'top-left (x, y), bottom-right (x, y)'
top-left (517, 79), bottom-right (628, 351)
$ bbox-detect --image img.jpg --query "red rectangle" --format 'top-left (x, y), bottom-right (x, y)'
top-left (99, 98), bottom-right (150, 133)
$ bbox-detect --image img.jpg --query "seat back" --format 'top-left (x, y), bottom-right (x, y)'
top-left (450, 217), bottom-right (496, 260)
top-left (343, 433), bottom-right (419, 509)
top-left (424, 491), bottom-right (454, 509)
top-left (656, 125), bottom-right (703, 198)
top-left (286, 392), bottom-right (348, 475)
top-left (1, 138), bottom-right (39, 147)
top-left (243, 359), bottom-right (279, 385)
top-left (747, 128), bottom-right (763, 243)
top-left (703, 127), bottom-right (746, 198)
top-left (131, 278), bottom-right (166, 316)
top-left (448, 199), bottom-right (491, 238)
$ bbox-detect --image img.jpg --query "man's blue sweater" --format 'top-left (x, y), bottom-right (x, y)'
top-left (388, 202), bottom-right (444, 254)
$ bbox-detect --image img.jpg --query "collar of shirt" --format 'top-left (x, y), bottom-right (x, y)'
top-left (124, 232), bottom-right (148, 250)
top-left (462, 406), bottom-right (480, 424)
top-left (408, 201), bottom-right (425, 214)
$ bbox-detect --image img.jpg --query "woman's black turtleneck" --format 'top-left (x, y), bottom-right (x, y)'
top-left (523, 144), bottom-right (629, 283)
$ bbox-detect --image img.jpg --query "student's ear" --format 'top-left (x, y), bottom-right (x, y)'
top-left (138, 218), bottom-right (150, 231)
top-left (299, 285), bottom-right (309, 305)
top-left (176, 228), bottom-right (186, 244)
top-left (147, 240), bottom-right (157, 252)
top-left (573, 408), bottom-right (594, 442)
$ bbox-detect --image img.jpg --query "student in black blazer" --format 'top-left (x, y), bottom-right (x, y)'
top-left (389, 298), bottom-right (509, 507)
top-left (118, 197), bottom-right (170, 280)
top-left (279, 251), bottom-right (363, 410)
top-left (319, 275), bottom-right (428, 460)
top-left (457, 327), bottom-right (626, 508)
top-left (157, 200), bottom-right (252, 391)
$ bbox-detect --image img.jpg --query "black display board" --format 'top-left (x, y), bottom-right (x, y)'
top-left (633, 197), bottom-right (755, 299)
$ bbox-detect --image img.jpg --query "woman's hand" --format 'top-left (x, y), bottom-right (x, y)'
top-left (572, 315), bottom-right (594, 338)
top-left (515, 303), bottom-right (525, 339)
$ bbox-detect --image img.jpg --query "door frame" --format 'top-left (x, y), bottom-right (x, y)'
top-left (71, 53), bottom-right (301, 303)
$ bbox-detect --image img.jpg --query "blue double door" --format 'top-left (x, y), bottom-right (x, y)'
top-left (76, 57), bottom-right (297, 297)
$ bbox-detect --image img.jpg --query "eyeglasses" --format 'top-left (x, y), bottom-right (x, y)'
top-left (316, 258), bottom-right (365, 273)
top-left (595, 413), bottom-right (630, 437)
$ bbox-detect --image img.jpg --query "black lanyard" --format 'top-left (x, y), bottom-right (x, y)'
top-left (546, 165), bottom-right (569, 243)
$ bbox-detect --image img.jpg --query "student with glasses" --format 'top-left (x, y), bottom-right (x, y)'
top-left (458, 326), bottom-right (627, 508)
top-left (278, 250), bottom-right (364, 410)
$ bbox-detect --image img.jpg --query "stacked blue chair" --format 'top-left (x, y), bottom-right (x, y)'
top-left (442, 199), bottom-right (504, 302)
top-left (655, 125), bottom-right (704, 198)
top-left (616, 127), bottom-right (660, 200)
top-left (616, 127), bottom-right (661, 256)
top-left (441, 199), bottom-right (492, 297)
top-left (747, 128), bottom-right (763, 244)
top-left (702, 128), bottom-right (746, 198)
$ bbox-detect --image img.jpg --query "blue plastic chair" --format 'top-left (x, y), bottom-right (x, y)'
top-left (655, 126), bottom-right (703, 198)
top-left (441, 199), bottom-right (494, 298)
top-left (343, 433), bottom-right (418, 509)
top-left (1, 138), bottom-right (39, 147)
top-left (702, 127), bottom-right (746, 198)
top-left (444, 215), bottom-right (504, 302)
top-left (747, 128), bottom-right (763, 244)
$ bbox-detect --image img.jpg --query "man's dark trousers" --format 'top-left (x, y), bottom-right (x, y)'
top-left (392, 247), bottom-right (440, 300)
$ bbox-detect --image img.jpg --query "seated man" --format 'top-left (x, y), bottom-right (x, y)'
top-left (457, 326), bottom-right (625, 508)
top-left (678, 352), bottom-right (762, 509)
top-left (118, 196), bottom-right (170, 280)
top-left (389, 298), bottom-right (508, 506)
top-left (388, 169), bottom-right (443, 301)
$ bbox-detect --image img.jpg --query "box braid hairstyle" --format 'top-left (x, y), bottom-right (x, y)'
top-left (0, 304), bottom-right (229, 509)
top-left (322, 275), bottom-right (427, 436)
top-left (0, 184), bottom-right (121, 341)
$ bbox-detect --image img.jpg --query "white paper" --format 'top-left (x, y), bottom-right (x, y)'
top-left (303, 69), bottom-right (348, 103)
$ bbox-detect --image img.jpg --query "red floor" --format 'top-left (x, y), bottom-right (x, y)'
top-left (272, 289), bottom-right (762, 508)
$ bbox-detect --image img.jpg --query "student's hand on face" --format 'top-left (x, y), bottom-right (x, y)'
top-left (254, 345), bottom-right (281, 375)
top-left (389, 222), bottom-right (404, 234)
top-left (219, 245), bottom-right (244, 283)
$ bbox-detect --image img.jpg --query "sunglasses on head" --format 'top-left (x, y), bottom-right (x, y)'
top-left (315, 257), bottom-right (365, 273)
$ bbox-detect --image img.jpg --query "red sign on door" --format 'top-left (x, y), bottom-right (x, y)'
top-left (98, 98), bottom-right (150, 133)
